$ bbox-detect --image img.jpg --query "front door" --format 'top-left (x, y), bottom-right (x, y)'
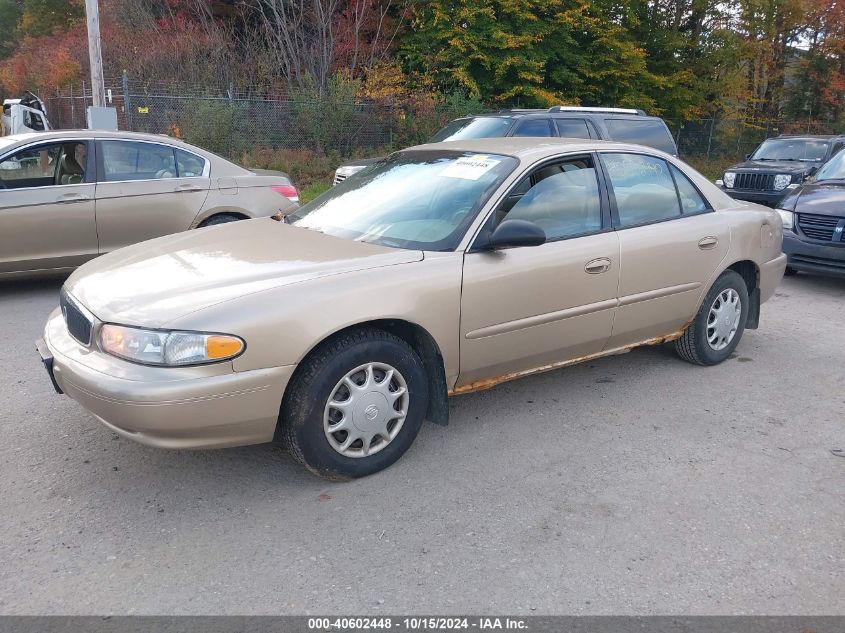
top-left (0, 140), bottom-right (97, 274)
top-left (459, 154), bottom-right (620, 387)
top-left (94, 139), bottom-right (210, 253)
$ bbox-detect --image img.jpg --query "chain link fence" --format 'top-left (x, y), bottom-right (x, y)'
top-left (44, 76), bottom-right (840, 164)
top-left (44, 76), bottom-right (398, 159)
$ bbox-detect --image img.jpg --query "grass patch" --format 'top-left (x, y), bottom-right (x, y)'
top-left (683, 156), bottom-right (736, 182)
top-left (300, 181), bottom-right (331, 204)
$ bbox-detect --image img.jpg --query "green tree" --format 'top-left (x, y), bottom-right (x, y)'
top-left (0, 0), bottom-right (22, 58)
top-left (400, 0), bottom-right (563, 106)
top-left (19, 0), bottom-right (83, 38)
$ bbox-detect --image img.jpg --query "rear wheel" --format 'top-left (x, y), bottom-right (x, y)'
top-left (280, 328), bottom-right (428, 480)
top-left (674, 270), bottom-right (749, 366)
top-left (198, 213), bottom-right (243, 228)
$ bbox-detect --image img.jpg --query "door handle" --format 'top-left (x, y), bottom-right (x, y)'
top-left (174, 183), bottom-right (203, 193)
top-left (56, 192), bottom-right (90, 203)
top-left (584, 257), bottom-right (612, 274)
top-left (698, 236), bottom-right (718, 250)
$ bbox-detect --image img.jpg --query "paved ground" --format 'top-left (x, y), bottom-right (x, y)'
top-left (0, 274), bottom-right (843, 615)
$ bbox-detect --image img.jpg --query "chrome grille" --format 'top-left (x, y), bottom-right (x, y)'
top-left (333, 172), bottom-right (347, 186)
top-left (797, 213), bottom-right (841, 242)
top-left (60, 291), bottom-right (92, 346)
top-left (734, 172), bottom-right (775, 191)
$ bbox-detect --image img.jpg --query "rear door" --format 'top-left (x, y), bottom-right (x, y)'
top-left (0, 139), bottom-right (97, 274)
top-left (94, 139), bottom-right (210, 253)
top-left (599, 151), bottom-right (729, 349)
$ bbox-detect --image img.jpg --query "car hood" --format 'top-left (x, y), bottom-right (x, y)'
top-left (728, 160), bottom-right (818, 175)
top-left (65, 219), bottom-right (423, 327)
top-left (783, 181), bottom-right (845, 215)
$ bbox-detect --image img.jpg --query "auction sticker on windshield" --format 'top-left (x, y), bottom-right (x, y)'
top-left (440, 155), bottom-right (501, 180)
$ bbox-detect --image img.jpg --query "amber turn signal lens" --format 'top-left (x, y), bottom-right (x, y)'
top-left (206, 335), bottom-right (244, 359)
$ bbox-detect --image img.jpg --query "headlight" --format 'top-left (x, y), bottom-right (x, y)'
top-left (773, 174), bottom-right (792, 191)
top-left (723, 172), bottom-right (736, 188)
top-left (100, 324), bottom-right (244, 366)
top-left (335, 165), bottom-right (366, 178)
top-left (776, 208), bottom-right (794, 230)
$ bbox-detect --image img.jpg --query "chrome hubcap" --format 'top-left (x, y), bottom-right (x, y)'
top-left (707, 288), bottom-right (741, 351)
top-left (323, 362), bottom-right (409, 458)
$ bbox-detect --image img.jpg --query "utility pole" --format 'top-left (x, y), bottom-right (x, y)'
top-left (85, 0), bottom-right (106, 108)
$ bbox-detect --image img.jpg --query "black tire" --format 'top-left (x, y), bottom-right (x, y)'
top-left (674, 270), bottom-right (749, 366)
top-left (784, 266), bottom-right (798, 276)
top-left (280, 328), bottom-right (429, 480)
top-left (198, 213), bottom-right (243, 228)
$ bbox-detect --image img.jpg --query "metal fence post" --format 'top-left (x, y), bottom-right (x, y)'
top-left (122, 70), bottom-right (133, 131)
top-left (706, 117), bottom-right (715, 160)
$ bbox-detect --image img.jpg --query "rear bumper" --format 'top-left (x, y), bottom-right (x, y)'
top-left (783, 232), bottom-right (845, 278)
top-left (42, 308), bottom-right (295, 449)
top-left (722, 188), bottom-right (785, 207)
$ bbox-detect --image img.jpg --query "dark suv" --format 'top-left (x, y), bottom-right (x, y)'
top-left (333, 106), bottom-right (678, 184)
top-left (718, 135), bottom-right (845, 207)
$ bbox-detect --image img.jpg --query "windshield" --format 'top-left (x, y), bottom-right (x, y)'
top-left (290, 150), bottom-right (517, 251)
top-left (428, 117), bottom-right (514, 142)
top-left (814, 148), bottom-right (845, 181)
top-left (751, 138), bottom-right (830, 162)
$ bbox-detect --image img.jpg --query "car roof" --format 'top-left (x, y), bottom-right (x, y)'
top-left (460, 107), bottom-right (655, 119)
top-left (4, 129), bottom-right (193, 144)
top-left (406, 137), bottom-right (675, 161)
top-left (771, 135), bottom-right (840, 140)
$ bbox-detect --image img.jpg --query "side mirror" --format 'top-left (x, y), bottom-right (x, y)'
top-left (486, 219), bottom-right (546, 250)
top-left (744, 154), bottom-right (751, 161)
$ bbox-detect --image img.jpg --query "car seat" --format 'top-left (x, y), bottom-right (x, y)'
top-left (57, 145), bottom-right (84, 185)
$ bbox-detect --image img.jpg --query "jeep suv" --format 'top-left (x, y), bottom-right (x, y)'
top-left (718, 135), bottom-right (845, 207)
top-left (333, 106), bottom-right (678, 184)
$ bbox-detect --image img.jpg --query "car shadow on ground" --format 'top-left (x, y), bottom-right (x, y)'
top-left (0, 275), bottom-right (66, 290)
top-left (61, 338), bottom-right (693, 514)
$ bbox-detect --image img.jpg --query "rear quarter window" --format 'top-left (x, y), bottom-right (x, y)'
top-left (605, 119), bottom-right (677, 154)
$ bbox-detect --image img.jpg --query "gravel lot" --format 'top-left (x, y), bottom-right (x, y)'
top-left (0, 274), bottom-right (843, 615)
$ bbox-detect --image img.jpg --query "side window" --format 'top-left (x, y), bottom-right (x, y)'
top-left (554, 118), bottom-right (592, 139)
top-left (603, 153), bottom-right (681, 226)
top-left (0, 142), bottom-right (86, 189)
top-left (101, 141), bottom-right (177, 182)
top-left (605, 119), bottom-right (677, 154)
top-left (175, 149), bottom-right (205, 177)
top-left (670, 164), bottom-right (709, 214)
top-left (512, 119), bottom-right (553, 137)
top-left (496, 156), bottom-right (603, 240)
top-left (23, 110), bottom-right (46, 131)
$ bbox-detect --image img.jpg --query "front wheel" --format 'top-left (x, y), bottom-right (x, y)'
top-left (198, 213), bottom-right (243, 228)
top-left (280, 328), bottom-right (429, 479)
top-left (674, 270), bottom-right (749, 366)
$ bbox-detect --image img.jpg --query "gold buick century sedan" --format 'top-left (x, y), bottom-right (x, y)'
top-left (1, 130), bottom-right (299, 278)
top-left (38, 138), bottom-right (786, 479)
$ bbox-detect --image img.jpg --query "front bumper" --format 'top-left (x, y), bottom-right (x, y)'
top-left (759, 253), bottom-right (788, 303)
top-left (721, 188), bottom-right (786, 207)
top-left (782, 232), bottom-right (845, 278)
top-left (41, 308), bottom-right (295, 449)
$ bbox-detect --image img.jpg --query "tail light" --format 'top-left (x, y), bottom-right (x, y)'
top-left (271, 185), bottom-right (299, 203)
